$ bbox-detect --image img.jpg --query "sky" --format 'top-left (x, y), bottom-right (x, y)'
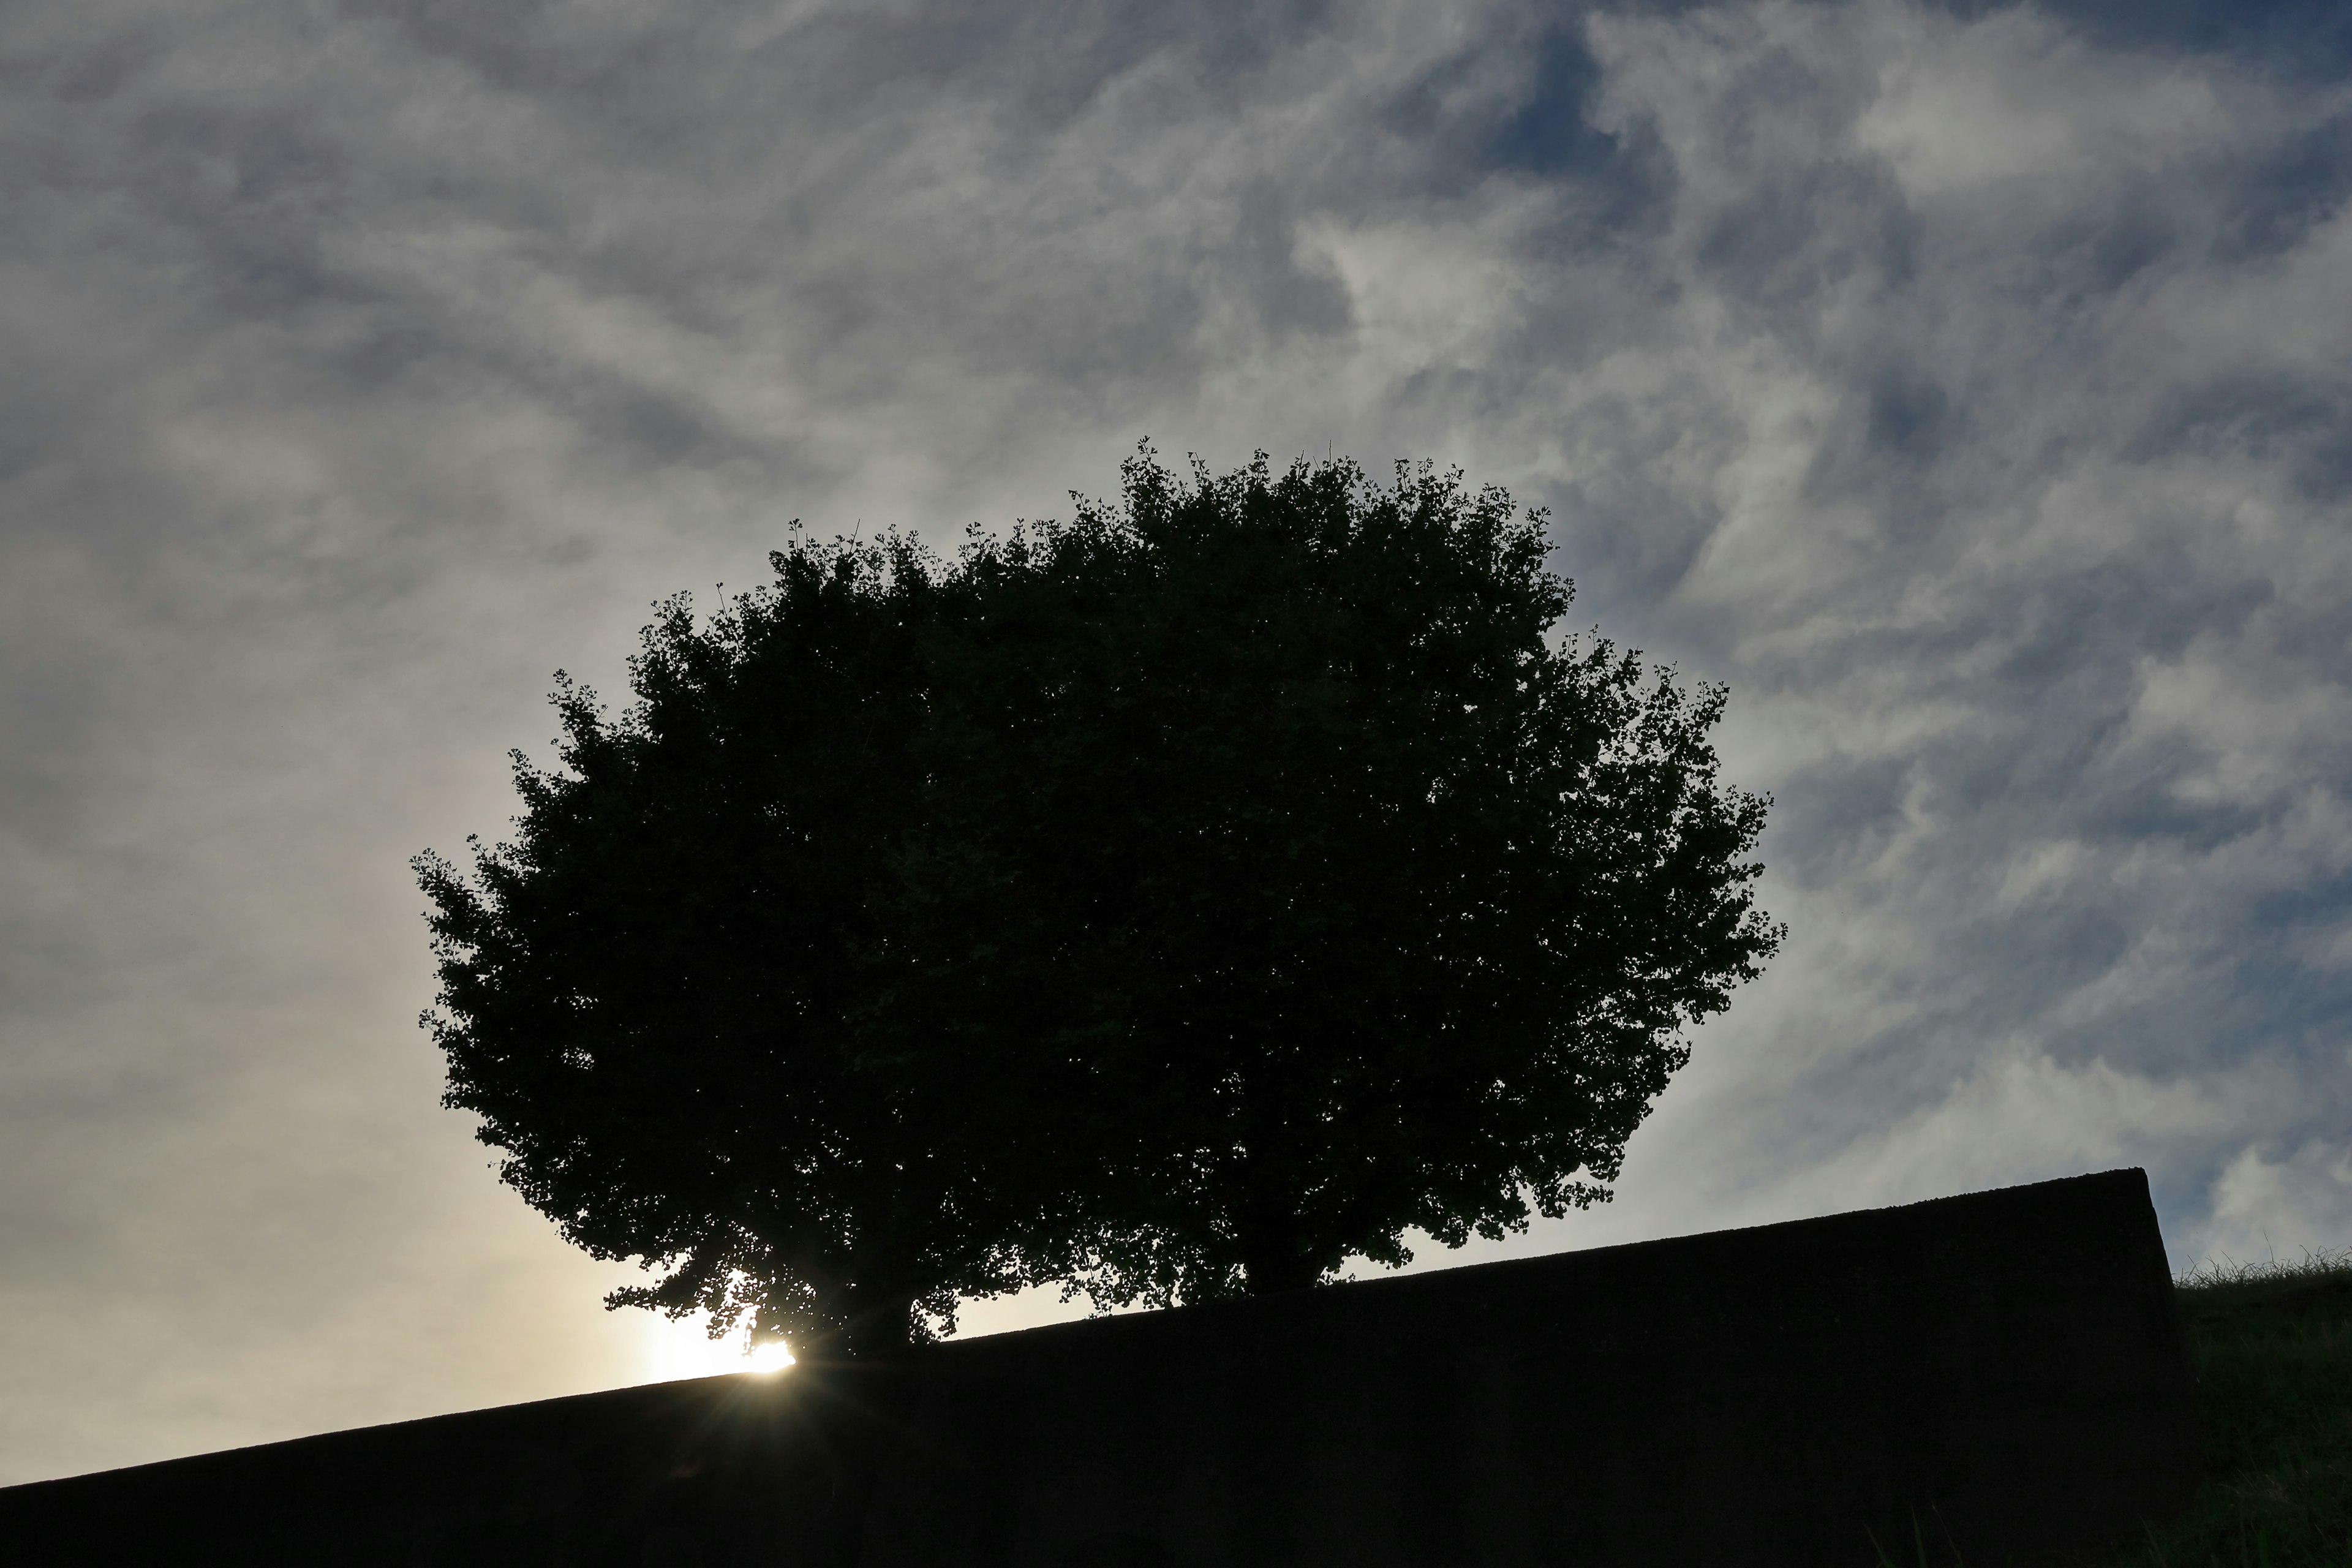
top-left (6, 0), bottom-right (2352, 1487)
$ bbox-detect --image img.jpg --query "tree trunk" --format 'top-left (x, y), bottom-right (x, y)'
top-left (805, 1280), bottom-right (916, 1363)
top-left (1242, 1248), bottom-right (1322, 1294)
top-left (1237, 1081), bottom-right (1320, 1294)
top-left (1238, 1200), bottom-right (1322, 1294)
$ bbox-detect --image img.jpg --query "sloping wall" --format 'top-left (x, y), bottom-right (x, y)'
top-left (0, 1169), bottom-right (2197, 1566)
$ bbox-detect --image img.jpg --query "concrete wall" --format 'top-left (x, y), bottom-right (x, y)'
top-left (0, 1169), bottom-right (2198, 1566)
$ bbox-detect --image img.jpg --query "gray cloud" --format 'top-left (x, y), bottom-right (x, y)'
top-left (5, 0), bottom-right (2351, 1482)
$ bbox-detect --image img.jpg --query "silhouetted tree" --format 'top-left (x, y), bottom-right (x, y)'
top-left (947, 451), bottom-right (1783, 1304)
top-left (417, 447), bottom-right (1781, 1355)
top-left (415, 538), bottom-right (1099, 1361)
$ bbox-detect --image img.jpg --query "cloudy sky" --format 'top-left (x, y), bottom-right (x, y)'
top-left (7, 0), bottom-right (2352, 1486)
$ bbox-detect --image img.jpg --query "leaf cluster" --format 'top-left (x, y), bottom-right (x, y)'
top-left (417, 446), bottom-right (1783, 1354)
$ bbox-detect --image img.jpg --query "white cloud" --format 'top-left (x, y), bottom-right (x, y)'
top-left (2188, 1140), bottom-right (2352, 1268)
top-left (1854, 6), bottom-right (2230, 198)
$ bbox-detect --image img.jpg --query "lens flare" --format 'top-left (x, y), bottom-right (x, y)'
top-left (646, 1314), bottom-right (796, 1382)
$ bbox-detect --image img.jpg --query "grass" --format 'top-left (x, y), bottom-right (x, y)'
top-left (2082, 1248), bottom-right (2352, 1567)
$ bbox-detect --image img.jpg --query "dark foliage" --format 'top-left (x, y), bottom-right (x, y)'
top-left (417, 446), bottom-right (1782, 1355)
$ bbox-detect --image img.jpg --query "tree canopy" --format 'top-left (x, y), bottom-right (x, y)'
top-left (417, 447), bottom-right (1782, 1358)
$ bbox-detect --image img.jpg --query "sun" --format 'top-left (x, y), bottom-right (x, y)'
top-left (645, 1313), bottom-right (797, 1381)
top-left (743, 1338), bottom-right (796, 1374)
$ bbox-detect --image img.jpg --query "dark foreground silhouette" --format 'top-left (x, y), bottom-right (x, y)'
top-left (0, 1170), bottom-right (2195, 1567)
top-left (417, 450), bottom-right (1784, 1354)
